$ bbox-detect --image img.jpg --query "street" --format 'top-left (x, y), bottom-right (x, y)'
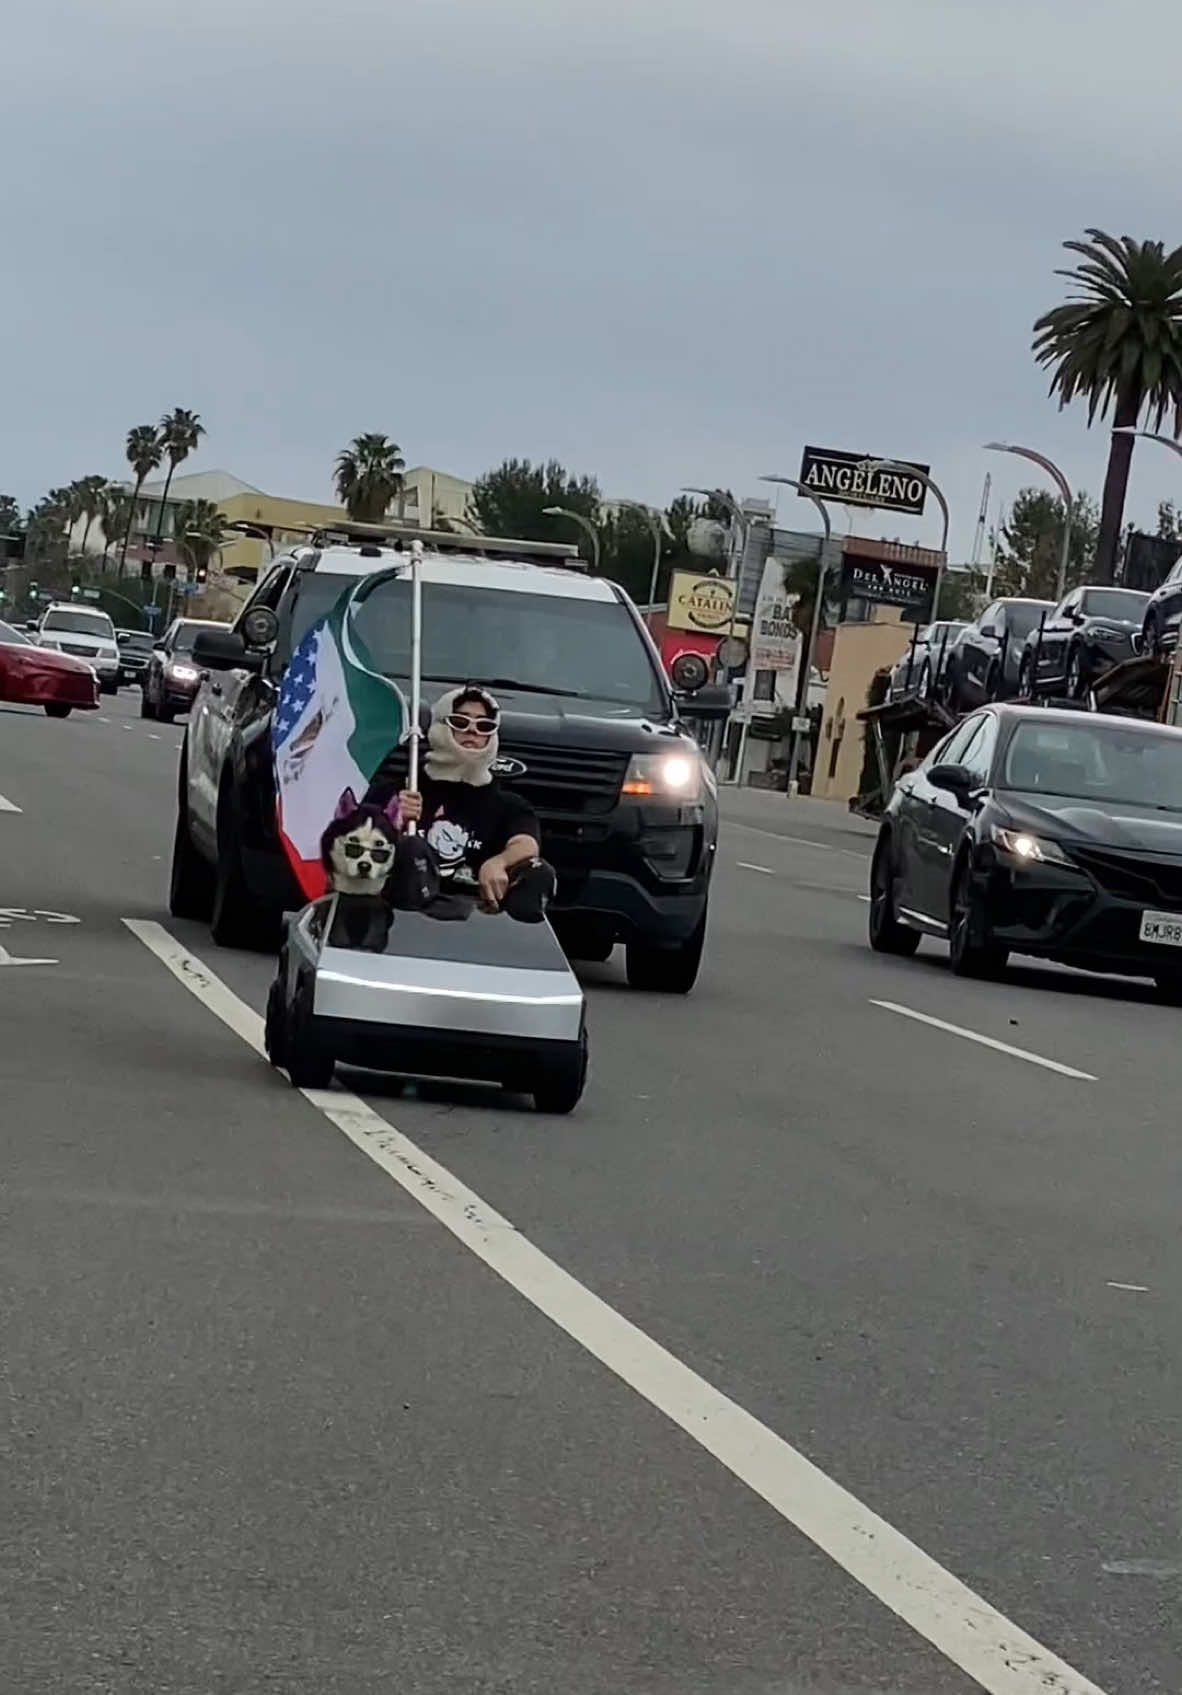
top-left (3, 691), bottom-right (1179, 1695)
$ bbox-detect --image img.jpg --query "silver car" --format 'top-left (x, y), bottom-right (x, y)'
top-left (888, 621), bottom-right (967, 701)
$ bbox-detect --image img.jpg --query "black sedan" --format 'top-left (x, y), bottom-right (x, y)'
top-left (1021, 586), bottom-right (1150, 699)
top-left (869, 703), bottom-right (1182, 997)
top-left (116, 628), bottom-right (155, 687)
top-left (943, 598), bottom-right (1055, 711)
top-left (1140, 556), bottom-right (1182, 657)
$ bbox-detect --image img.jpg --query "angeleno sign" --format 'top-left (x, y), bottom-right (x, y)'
top-left (798, 446), bottom-right (929, 516)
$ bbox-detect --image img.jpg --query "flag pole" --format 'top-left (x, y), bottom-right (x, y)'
top-left (407, 540), bottom-right (423, 833)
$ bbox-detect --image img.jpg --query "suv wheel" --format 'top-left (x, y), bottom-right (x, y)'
top-left (532, 1028), bottom-right (589, 1114)
top-left (211, 786), bottom-right (281, 952)
top-left (868, 838), bottom-right (920, 956)
top-left (169, 797), bottom-right (215, 921)
top-left (625, 915), bottom-right (705, 993)
top-left (139, 689), bottom-right (153, 720)
top-left (949, 858), bottom-right (1008, 979)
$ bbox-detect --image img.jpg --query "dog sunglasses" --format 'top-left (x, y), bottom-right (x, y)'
top-left (445, 712), bottom-right (498, 735)
top-left (343, 841), bottom-right (393, 864)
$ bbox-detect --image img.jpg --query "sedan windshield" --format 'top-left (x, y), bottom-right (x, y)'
top-left (1079, 589), bottom-right (1149, 621)
top-left (288, 574), bottom-right (665, 713)
top-left (0, 619), bottom-right (31, 647)
top-left (1002, 719), bottom-right (1182, 812)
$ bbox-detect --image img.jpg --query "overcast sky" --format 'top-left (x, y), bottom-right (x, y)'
top-left (5, 0), bottom-right (1182, 557)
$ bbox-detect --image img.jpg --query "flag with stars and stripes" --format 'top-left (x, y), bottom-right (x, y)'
top-left (273, 570), bottom-right (407, 900)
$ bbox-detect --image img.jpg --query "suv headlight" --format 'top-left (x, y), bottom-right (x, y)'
top-left (622, 749), bottom-right (702, 800)
top-left (990, 826), bottom-right (1071, 866)
top-left (167, 661), bottom-right (201, 683)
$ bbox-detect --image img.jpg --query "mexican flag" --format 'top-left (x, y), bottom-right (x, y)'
top-left (273, 569), bottom-right (407, 901)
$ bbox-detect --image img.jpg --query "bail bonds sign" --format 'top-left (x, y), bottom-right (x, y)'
top-left (749, 558), bottom-right (801, 676)
top-left (798, 446), bottom-right (929, 516)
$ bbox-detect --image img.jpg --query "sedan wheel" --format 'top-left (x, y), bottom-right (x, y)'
top-left (868, 841), bottom-right (921, 957)
top-left (949, 859), bottom-right (1008, 979)
top-left (44, 703), bottom-right (72, 719)
top-left (1143, 614), bottom-right (1162, 660)
top-left (1066, 645), bottom-right (1087, 698)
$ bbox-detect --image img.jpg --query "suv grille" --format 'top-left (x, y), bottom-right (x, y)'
top-left (1070, 847), bottom-right (1182, 908)
top-left (374, 741), bottom-right (628, 816)
top-left (60, 641), bottom-right (99, 657)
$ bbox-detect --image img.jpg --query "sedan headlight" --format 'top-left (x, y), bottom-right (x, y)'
top-left (622, 749), bottom-right (702, 799)
top-left (1090, 625), bottom-right (1127, 642)
top-left (990, 826), bottom-right (1071, 866)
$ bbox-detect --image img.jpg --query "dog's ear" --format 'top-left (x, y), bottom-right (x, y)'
top-left (382, 793), bottom-right (402, 830)
top-left (334, 787), bottom-right (358, 820)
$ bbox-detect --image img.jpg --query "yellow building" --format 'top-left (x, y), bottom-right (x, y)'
top-left (812, 608), bottom-right (913, 802)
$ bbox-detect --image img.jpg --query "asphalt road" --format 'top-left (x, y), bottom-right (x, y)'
top-left (2, 690), bottom-right (1180, 1694)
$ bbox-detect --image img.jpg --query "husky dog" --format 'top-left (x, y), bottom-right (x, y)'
top-left (320, 789), bottom-right (402, 952)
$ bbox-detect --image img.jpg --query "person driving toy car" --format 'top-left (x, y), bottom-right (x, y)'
top-left (365, 684), bottom-right (557, 922)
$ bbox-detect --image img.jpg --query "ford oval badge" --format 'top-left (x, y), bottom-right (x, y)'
top-left (492, 755), bottom-right (527, 778)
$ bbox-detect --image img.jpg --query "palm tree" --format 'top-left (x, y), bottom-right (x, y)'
top-left (151, 407), bottom-right (206, 551)
top-left (119, 423), bottom-right (163, 577)
top-left (174, 498), bottom-right (230, 580)
top-left (100, 485), bottom-right (135, 569)
top-left (334, 434), bottom-right (405, 522)
top-left (73, 475), bottom-right (109, 559)
top-left (1033, 229), bottom-right (1182, 582)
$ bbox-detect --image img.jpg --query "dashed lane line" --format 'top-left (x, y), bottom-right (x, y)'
top-left (0, 793), bottom-right (20, 813)
top-left (870, 999), bottom-right (1097, 1081)
top-left (123, 916), bottom-right (1109, 1695)
top-left (727, 819), bottom-right (872, 860)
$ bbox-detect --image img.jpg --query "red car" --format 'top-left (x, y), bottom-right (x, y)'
top-left (0, 618), bottom-right (101, 717)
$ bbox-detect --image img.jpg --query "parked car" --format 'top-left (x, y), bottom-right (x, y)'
top-left (887, 621), bottom-right (967, 701)
top-left (170, 536), bottom-right (723, 990)
top-left (942, 599), bottom-right (1055, 711)
top-left (116, 628), bottom-right (156, 687)
top-left (35, 603), bottom-right (121, 694)
top-left (0, 618), bottom-right (100, 717)
top-left (1021, 585), bottom-right (1150, 699)
top-left (1140, 557), bottom-right (1182, 657)
top-left (141, 618), bottom-right (227, 722)
top-left (869, 702), bottom-right (1182, 999)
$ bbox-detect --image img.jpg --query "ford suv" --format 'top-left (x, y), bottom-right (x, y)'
top-left (169, 531), bottom-right (726, 992)
top-left (37, 603), bottom-right (121, 693)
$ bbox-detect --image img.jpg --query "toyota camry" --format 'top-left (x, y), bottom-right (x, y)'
top-left (869, 704), bottom-right (1182, 998)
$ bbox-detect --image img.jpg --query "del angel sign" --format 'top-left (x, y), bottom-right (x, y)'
top-left (798, 446), bottom-right (929, 516)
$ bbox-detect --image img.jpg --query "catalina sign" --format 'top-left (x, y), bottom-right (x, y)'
top-left (798, 446), bottom-right (930, 516)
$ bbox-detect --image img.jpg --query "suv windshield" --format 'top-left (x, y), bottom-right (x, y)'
top-left (1079, 589), bottom-right (1148, 621)
top-left (119, 631), bottom-right (154, 651)
top-left (288, 574), bottom-right (666, 713)
top-left (1002, 719), bottom-right (1182, 811)
top-left (172, 622), bottom-right (205, 653)
top-left (42, 610), bottom-right (115, 638)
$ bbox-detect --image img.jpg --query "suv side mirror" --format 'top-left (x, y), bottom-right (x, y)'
top-left (674, 681), bottom-right (732, 721)
top-left (979, 624), bottom-right (997, 639)
top-left (929, 762), bottom-right (978, 804)
top-left (191, 626), bottom-right (261, 672)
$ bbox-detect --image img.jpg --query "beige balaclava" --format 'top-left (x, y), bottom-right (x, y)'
top-left (423, 685), bottom-right (500, 786)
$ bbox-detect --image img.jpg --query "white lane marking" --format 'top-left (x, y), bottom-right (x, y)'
top-left (0, 942), bottom-right (57, 966)
top-left (858, 894), bottom-right (871, 903)
top-left (870, 1000), bottom-right (1097, 1081)
top-left (147, 733), bottom-right (161, 741)
top-left (728, 820), bottom-right (870, 860)
top-left (737, 861), bottom-right (775, 875)
top-left (97, 716), bottom-right (110, 724)
top-left (1107, 1282), bottom-right (1149, 1293)
top-left (124, 917), bottom-right (1107, 1695)
top-left (0, 908), bottom-right (80, 926)
top-left (0, 793), bottom-right (20, 813)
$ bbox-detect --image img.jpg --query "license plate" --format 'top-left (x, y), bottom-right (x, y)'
top-left (1140, 910), bottom-right (1182, 947)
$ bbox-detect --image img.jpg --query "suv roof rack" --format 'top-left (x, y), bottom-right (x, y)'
top-left (306, 520), bottom-right (586, 569)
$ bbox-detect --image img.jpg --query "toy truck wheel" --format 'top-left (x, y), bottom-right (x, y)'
top-left (284, 974), bottom-right (335, 1089)
top-left (264, 976), bottom-right (289, 1070)
top-left (531, 1030), bottom-right (588, 1114)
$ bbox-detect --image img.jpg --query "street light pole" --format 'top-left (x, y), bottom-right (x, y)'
top-left (760, 477), bottom-right (833, 795)
top-left (858, 458), bottom-right (951, 620)
top-left (984, 442), bottom-right (1074, 600)
top-left (542, 505), bottom-right (601, 571)
top-left (619, 500), bottom-right (673, 627)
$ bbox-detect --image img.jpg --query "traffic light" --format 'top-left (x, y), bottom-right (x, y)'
top-left (194, 563), bottom-right (208, 586)
top-left (162, 563), bottom-right (176, 581)
top-left (70, 581), bottom-right (81, 598)
top-left (27, 580), bottom-right (38, 600)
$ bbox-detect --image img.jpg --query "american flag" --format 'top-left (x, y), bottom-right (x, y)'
top-left (274, 631), bottom-right (319, 750)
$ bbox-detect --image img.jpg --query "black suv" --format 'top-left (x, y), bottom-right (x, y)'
top-left (169, 532), bottom-right (725, 992)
